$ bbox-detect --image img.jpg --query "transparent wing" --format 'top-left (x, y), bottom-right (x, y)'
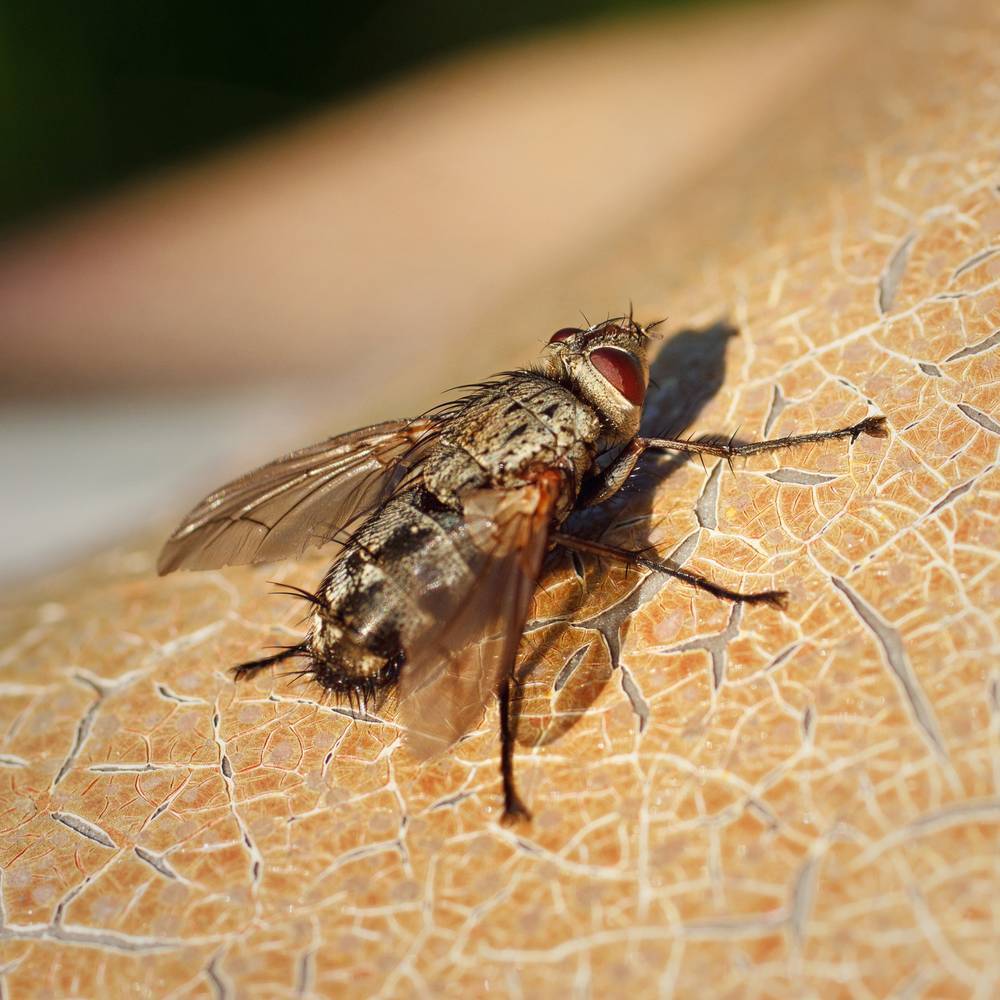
top-left (397, 474), bottom-right (561, 758)
top-left (158, 418), bottom-right (439, 574)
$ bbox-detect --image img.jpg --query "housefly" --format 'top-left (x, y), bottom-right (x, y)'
top-left (159, 315), bottom-right (887, 821)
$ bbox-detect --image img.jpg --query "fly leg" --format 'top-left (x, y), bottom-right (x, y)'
top-left (552, 533), bottom-right (787, 608)
top-left (499, 672), bottom-right (531, 824)
top-left (641, 415), bottom-right (887, 461)
top-left (578, 439), bottom-right (647, 507)
top-left (578, 416), bottom-right (887, 508)
top-left (232, 642), bottom-right (309, 682)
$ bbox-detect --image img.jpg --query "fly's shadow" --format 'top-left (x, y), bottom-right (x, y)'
top-left (512, 320), bottom-right (738, 748)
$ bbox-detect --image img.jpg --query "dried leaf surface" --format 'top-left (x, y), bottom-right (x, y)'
top-left (2, 1), bottom-right (999, 996)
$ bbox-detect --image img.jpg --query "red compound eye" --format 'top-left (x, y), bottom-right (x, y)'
top-left (589, 347), bottom-right (645, 405)
top-left (548, 327), bottom-right (580, 344)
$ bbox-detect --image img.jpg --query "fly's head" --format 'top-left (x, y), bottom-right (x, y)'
top-left (541, 316), bottom-right (655, 441)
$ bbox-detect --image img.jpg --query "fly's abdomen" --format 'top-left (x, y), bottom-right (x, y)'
top-left (306, 487), bottom-right (478, 700)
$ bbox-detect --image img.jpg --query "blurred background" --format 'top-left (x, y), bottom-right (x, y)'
top-left (0, 0), bottom-right (854, 585)
top-left (3, 0), bottom-right (743, 230)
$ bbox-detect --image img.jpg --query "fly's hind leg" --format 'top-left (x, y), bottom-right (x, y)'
top-left (499, 672), bottom-right (531, 824)
top-left (232, 641), bottom-right (310, 682)
top-left (232, 579), bottom-right (321, 682)
top-left (552, 533), bottom-right (787, 608)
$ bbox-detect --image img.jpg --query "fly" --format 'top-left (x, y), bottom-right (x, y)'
top-left (159, 314), bottom-right (887, 822)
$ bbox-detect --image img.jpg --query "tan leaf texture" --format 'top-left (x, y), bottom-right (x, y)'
top-left (2, 0), bottom-right (998, 996)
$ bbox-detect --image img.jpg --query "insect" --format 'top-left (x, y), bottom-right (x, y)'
top-left (159, 315), bottom-right (887, 821)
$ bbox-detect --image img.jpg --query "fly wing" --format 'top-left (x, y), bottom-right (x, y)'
top-left (397, 473), bottom-right (561, 759)
top-left (158, 418), bottom-right (439, 574)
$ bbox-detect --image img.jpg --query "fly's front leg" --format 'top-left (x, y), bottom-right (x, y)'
top-left (580, 415), bottom-right (887, 507)
top-left (569, 416), bottom-right (887, 600)
top-left (553, 532), bottom-right (787, 609)
top-left (642, 415), bottom-right (887, 461)
top-left (578, 438), bottom-right (649, 507)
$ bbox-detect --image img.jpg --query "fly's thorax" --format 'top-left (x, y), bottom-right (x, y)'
top-left (422, 374), bottom-right (601, 504)
top-left (420, 446), bottom-right (485, 507)
top-left (539, 317), bottom-right (652, 446)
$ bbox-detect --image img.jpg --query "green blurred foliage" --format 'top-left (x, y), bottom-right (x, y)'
top-left (0, 0), bottom-right (727, 230)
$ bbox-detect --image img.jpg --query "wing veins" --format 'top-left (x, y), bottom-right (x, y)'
top-left (159, 418), bottom-right (440, 573)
